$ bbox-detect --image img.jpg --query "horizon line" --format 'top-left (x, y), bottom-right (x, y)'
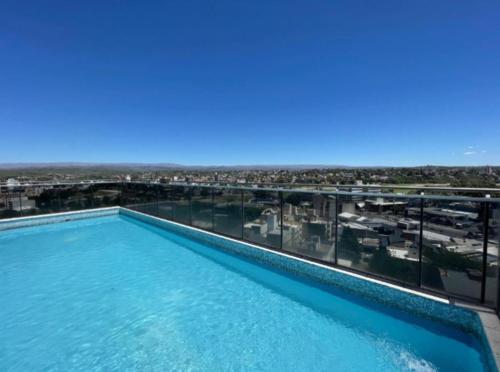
top-left (0, 162), bottom-right (498, 169)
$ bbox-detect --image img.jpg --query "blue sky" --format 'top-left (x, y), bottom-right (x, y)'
top-left (1, 0), bottom-right (499, 166)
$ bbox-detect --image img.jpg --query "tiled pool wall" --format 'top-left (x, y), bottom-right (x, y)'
top-left (0, 206), bottom-right (496, 370)
top-left (0, 207), bottom-right (120, 231)
top-left (119, 209), bottom-right (494, 348)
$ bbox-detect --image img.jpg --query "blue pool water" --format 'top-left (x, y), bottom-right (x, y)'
top-left (0, 215), bottom-right (491, 371)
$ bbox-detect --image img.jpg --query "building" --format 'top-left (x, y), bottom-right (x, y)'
top-left (2, 195), bottom-right (36, 211)
top-left (365, 197), bottom-right (408, 213)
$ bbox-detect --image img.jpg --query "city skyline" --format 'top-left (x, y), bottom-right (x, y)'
top-left (1, 0), bottom-right (499, 166)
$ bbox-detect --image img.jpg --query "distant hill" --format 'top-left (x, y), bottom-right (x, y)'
top-left (0, 162), bottom-right (355, 171)
top-left (0, 162), bottom-right (497, 171)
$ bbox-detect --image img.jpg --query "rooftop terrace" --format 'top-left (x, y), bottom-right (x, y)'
top-left (1, 181), bottom-right (500, 369)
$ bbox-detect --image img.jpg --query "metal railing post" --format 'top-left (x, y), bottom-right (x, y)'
top-left (115, 183), bottom-right (120, 206)
top-left (90, 187), bottom-right (95, 209)
top-left (418, 194), bottom-right (424, 288)
top-left (156, 184), bottom-right (159, 214)
top-left (189, 187), bottom-right (193, 226)
top-left (57, 188), bottom-right (62, 211)
top-left (241, 190), bottom-right (245, 239)
top-left (18, 192), bottom-right (23, 216)
top-left (172, 187), bottom-right (177, 221)
top-left (481, 197), bottom-right (491, 303)
top-left (211, 187), bottom-right (215, 231)
top-left (120, 182), bottom-right (125, 207)
top-left (280, 191), bottom-right (284, 250)
top-left (334, 194), bottom-right (338, 265)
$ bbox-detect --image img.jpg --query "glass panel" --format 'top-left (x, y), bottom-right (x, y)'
top-left (89, 183), bottom-right (122, 208)
top-left (243, 190), bottom-right (281, 249)
top-left (170, 186), bottom-right (191, 225)
top-left (337, 195), bottom-right (420, 285)
top-left (282, 192), bottom-right (336, 263)
top-left (58, 185), bottom-right (94, 212)
top-left (421, 199), bottom-right (484, 301)
top-left (24, 186), bottom-right (61, 216)
top-left (122, 183), bottom-right (158, 215)
top-left (485, 202), bottom-right (499, 306)
top-left (213, 188), bottom-right (243, 239)
top-left (191, 187), bottom-right (213, 230)
top-left (0, 187), bottom-right (25, 219)
top-left (157, 185), bottom-right (175, 220)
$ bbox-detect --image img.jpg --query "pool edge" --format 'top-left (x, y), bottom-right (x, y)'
top-left (0, 207), bottom-right (120, 231)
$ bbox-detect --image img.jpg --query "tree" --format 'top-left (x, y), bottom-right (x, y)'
top-left (338, 227), bottom-right (362, 264)
top-left (369, 246), bottom-right (418, 284)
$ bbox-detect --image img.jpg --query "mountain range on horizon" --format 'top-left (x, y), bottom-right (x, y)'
top-left (0, 162), bottom-right (361, 170)
top-left (0, 162), bottom-right (496, 171)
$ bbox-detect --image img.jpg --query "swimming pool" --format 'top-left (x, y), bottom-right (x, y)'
top-left (0, 210), bottom-right (496, 371)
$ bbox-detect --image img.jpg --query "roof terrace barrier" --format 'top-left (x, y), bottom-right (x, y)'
top-left (1, 182), bottom-right (499, 314)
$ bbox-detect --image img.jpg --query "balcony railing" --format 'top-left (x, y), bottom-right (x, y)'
top-left (1, 181), bottom-right (499, 313)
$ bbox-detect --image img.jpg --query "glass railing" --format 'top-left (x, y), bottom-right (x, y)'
top-left (1, 182), bottom-right (499, 312)
top-left (213, 188), bottom-right (243, 239)
top-left (191, 186), bottom-right (213, 230)
top-left (337, 194), bottom-right (420, 286)
top-left (282, 191), bottom-right (335, 263)
top-left (244, 189), bottom-right (282, 249)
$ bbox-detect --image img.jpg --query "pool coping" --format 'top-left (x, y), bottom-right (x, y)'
top-left (1, 206), bottom-right (499, 371)
top-left (469, 305), bottom-right (500, 370)
top-left (484, 312), bottom-right (500, 371)
top-left (0, 207), bottom-right (120, 231)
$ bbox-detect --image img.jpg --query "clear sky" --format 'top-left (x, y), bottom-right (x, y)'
top-left (1, 0), bottom-right (499, 166)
